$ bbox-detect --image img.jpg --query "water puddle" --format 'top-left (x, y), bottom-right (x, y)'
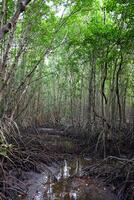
top-left (25, 158), bottom-right (117, 200)
top-left (36, 158), bottom-right (83, 200)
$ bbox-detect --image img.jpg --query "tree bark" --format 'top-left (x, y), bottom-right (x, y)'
top-left (0, 0), bottom-right (31, 40)
top-left (116, 53), bottom-right (123, 128)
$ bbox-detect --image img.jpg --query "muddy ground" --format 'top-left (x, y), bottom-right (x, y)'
top-left (0, 126), bottom-right (134, 200)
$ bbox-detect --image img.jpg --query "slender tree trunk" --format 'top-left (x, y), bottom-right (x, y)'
top-left (92, 59), bottom-right (96, 123)
top-left (88, 62), bottom-right (94, 130)
top-left (116, 53), bottom-right (123, 128)
top-left (101, 48), bottom-right (108, 127)
top-left (109, 59), bottom-right (118, 130)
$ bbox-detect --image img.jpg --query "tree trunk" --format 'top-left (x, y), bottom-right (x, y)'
top-left (116, 53), bottom-right (123, 128)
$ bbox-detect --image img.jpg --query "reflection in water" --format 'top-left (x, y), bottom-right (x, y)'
top-left (35, 191), bottom-right (43, 200)
top-left (56, 167), bottom-right (62, 181)
top-left (34, 159), bottom-right (82, 200)
top-left (63, 160), bottom-right (70, 178)
top-left (75, 158), bottom-right (82, 176)
top-left (42, 173), bottom-right (48, 182)
top-left (27, 158), bottom-right (116, 200)
top-left (47, 183), bottom-right (53, 200)
top-left (69, 191), bottom-right (77, 200)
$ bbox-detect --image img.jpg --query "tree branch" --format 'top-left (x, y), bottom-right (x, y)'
top-left (0, 0), bottom-right (31, 40)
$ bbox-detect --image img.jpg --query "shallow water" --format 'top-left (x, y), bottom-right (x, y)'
top-left (24, 158), bottom-right (117, 200)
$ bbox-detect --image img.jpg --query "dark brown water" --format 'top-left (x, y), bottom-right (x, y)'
top-left (23, 158), bottom-right (117, 200)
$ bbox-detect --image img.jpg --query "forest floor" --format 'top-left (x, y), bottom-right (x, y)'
top-left (0, 125), bottom-right (134, 200)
